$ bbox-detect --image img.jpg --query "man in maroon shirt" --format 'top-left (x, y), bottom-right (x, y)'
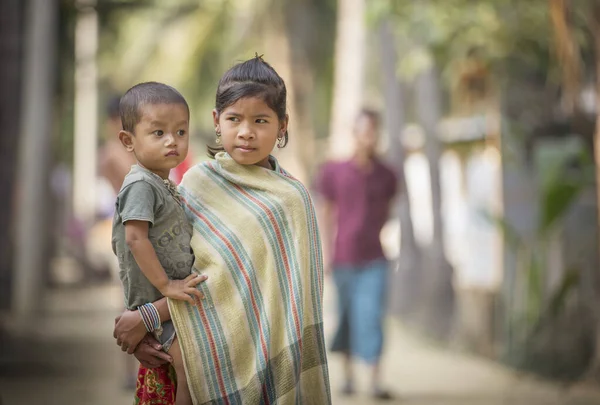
top-left (318, 109), bottom-right (397, 400)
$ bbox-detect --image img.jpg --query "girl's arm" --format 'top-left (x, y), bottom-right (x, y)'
top-left (113, 275), bottom-right (207, 354)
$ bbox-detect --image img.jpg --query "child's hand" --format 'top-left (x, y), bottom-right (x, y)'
top-left (159, 273), bottom-right (206, 304)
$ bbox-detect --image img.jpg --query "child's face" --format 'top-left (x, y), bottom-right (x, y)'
top-left (120, 103), bottom-right (189, 179)
top-left (213, 97), bottom-right (287, 169)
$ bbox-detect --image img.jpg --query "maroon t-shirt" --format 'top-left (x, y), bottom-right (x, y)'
top-left (318, 159), bottom-right (397, 266)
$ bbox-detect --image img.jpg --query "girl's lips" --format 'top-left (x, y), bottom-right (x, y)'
top-left (237, 146), bottom-right (255, 152)
top-left (165, 150), bottom-right (179, 157)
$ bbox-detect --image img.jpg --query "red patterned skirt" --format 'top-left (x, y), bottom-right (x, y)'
top-left (134, 364), bottom-right (177, 405)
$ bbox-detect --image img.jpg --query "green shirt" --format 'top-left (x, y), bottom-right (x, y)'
top-left (112, 165), bottom-right (194, 309)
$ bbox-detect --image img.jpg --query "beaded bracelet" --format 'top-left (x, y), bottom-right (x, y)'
top-left (138, 303), bottom-right (161, 333)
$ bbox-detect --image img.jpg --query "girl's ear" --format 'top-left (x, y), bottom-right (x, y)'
top-left (119, 130), bottom-right (135, 152)
top-left (280, 114), bottom-right (289, 135)
top-left (212, 109), bottom-right (220, 133)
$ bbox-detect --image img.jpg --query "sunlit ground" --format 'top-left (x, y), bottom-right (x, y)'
top-left (1, 276), bottom-right (600, 405)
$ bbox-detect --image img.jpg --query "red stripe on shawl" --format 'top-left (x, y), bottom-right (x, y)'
top-left (183, 197), bottom-right (270, 403)
top-left (232, 184), bottom-right (303, 342)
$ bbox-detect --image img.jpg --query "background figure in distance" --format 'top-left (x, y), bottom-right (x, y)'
top-left (317, 108), bottom-right (397, 400)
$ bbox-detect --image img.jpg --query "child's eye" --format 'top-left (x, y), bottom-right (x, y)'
top-left (177, 130), bottom-right (186, 136)
top-left (256, 119), bottom-right (268, 124)
top-left (153, 130), bottom-right (164, 136)
top-left (227, 116), bottom-right (240, 122)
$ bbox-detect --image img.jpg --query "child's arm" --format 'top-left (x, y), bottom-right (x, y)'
top-left (125, 220), bottom-right (203, 304)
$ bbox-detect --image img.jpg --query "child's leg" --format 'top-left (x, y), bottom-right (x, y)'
top-left (169, 337), bottom-right (192, 405)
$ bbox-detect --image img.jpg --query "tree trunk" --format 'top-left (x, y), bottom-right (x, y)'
top-left (73, 0), bottom-right (99, 226)
top-left (328, 0), bottom-right (366, 160)
top-left (378, 19), bottom-right (423, 317)
top-left (0, 0), bottom-right (24, 311)
top-left (549, 0), bottom-right (582, 116)
top-left (415, 59), bottom-right (455, 340)
top-left (263, 10), bottom-right (307, 184)
top-left (283, 0), bottom-right (318, 181)
top-left (13, 0), bottom-right (58, 319)
top-left (585, 0), bottom-right (600, 383)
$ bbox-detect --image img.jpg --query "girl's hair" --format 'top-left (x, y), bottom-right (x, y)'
top-left (208, 55), bottom-right (288, 157)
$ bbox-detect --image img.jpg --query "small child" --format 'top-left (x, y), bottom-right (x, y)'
top-left (111, 82), bottom-right (201, 405)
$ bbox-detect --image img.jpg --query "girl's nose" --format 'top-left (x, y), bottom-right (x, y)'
top-left (237, 125), bottom-right (255, 140)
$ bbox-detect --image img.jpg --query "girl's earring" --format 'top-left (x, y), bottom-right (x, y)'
top-left (277, 131), bottom-right (287, 149)
top-left (215, 131), bottom-right (222, 145)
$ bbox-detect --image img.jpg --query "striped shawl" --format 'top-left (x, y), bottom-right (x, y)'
top-left (168, 152), bottom-right (331, 405)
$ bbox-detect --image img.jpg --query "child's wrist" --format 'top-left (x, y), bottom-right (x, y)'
top-left (155, 276), bottom-right (170, 292)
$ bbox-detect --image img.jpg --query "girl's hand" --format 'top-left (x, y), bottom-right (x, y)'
top-left (159, 273), bottom-right (206, 304)
top-left (134, 335), bottom-right (173, 368)
top-left (114, 310), bottom-right (148, 354)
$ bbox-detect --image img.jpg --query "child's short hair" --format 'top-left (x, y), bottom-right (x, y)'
top-left (119, 82), bottom-right (189, 133)
top-left (209, 54), bottom-right (288, 157)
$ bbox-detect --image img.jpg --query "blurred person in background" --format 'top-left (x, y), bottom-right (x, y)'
top-left (88, 95), bottom-right (138, 282)
top-left (99, 95), bottom-right (138, 195)
top-left (318, 108), bottom-right (397, 400)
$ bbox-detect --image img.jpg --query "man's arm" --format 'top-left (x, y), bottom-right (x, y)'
top-left (319, 199), bottom-right (337, 272)
top-left (316, 163), bottom-right (337, 271)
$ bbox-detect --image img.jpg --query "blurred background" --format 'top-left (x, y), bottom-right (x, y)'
top-left (3, 0), bottom-right (600, 404)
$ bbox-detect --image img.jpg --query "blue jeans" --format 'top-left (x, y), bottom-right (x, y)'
top-left (330, 258), bottom-right (389, 364)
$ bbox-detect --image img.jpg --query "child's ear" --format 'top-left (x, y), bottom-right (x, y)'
top-left (212, 109), bottom-right (220, 133)
top-left (119, 130), bottom-right (135, 152)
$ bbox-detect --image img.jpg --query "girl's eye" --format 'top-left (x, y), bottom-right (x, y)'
top-left (227, 117), bottom-right (239, 122)
top-left (256, 119), bottom-right (267, 124)
top-left (177, 130), bottom-right (186, 136)
top-left (153, 130), bottom-right (164, 136)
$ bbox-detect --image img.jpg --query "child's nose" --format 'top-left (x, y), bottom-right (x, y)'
top-left (165, 133), bottom-right (177, 145)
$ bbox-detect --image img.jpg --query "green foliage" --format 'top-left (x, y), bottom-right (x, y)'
top-left (368, 0), bottom-right (596, 94)
top-left (487, 147), bottom-right (592, 356)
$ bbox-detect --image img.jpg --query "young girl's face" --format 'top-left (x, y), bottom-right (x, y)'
top-left (213, 97), bottom-right (287, 169)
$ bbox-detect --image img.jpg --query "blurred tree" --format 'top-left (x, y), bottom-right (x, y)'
top-left (377, 17), bottom-right (423, 318)
top-left (328, 0), bottom-right (366, 160)
top-left (547, 0), bottom-right (600, 381)
top-left (379, 0), bottom-right (599, 348)
top-left (92, 0), bottom-right (336, 180)
top-left (282, 0), bottom-right (336, 179)
top-left (591, 1), bottom-right (600, 382)
top-left (0, 0), bottom-right (24, 311)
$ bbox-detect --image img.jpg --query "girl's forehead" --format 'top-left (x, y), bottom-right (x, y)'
top-left (223, 97), bottom-right (274, 114)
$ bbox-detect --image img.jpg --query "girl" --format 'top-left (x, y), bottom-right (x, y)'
top-left (113, 55), bottom-right (331, 404)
